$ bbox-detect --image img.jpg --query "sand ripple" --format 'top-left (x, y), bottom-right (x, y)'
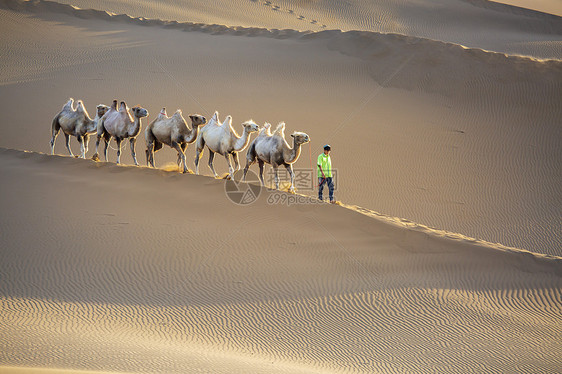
top-left (1, 149), bottom-right (561, 373)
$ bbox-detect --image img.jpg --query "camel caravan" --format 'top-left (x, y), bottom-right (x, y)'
top-left (50, 98), bottom-right (311, 192)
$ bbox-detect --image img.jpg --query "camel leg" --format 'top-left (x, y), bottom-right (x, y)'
top-left (243, 143), bottom-right (257, 182)
top-left (130, 138), bottom-right (139, 166)
top-left (145, 128), bottom-right (155, 167)
top-left (208, 151), bottom-right (218, 178)
top-left (243, 159), bottom-right (254, 182)
top-left (115, 138), bottom-right (122, 164)
top-left (223, 153), bottom-right (234, 180)
top-left (50, 116), bottom-right (60, 155)
top-left (194, 137), bottom-right (205, 175)
top-left (272, 163), bottom-right (280, 190)
top-left (145, 140), bottom-right (154, 167)
top-left (77, 135), bottom-right (86, 159)
top-left (93, 119), bottom-right (105, 160)
top-left (83, 134), bottom-right (90, 157)
top-left (177, 143), bottom-right (188, 167)
top-left (64, 133), bottom-right (74, 157)
top-left (194, 148), bottom-right (202, 175)
top-left (94, 135), bottom-right (102, 160)
top-left (103, 134), bottom-right (110, 162)
top-left (231, 152), bottom-right (240, 172)
top-left (171, 141), bottom-right (188, 173)
top-left (258, 159), bottom-right (265, 186)
top-left (285, 164), bottom-right (295, 193)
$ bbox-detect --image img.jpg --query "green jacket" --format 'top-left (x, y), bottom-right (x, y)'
top-left (317, 153), bottom-right (332, 178)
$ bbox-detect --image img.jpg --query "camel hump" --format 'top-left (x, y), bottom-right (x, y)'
top-left (172, 110), bottom-right (185, 122)
top-left (111, 100), bottom-right (118, 110)
top-left (63, 98), bottom-right (75, 111)
top-left (222, 115), bottom-right (232, 127)
top-left (75, 100), bottom-right (88, 115)
top-left (273, 122), bottom-right (285, 136)
top-left (118, 101), bottom-right (130, 113)
top-left (211, 111), bottom-right (219, 123)
top-left (158, 107), bottom-right (167, 118)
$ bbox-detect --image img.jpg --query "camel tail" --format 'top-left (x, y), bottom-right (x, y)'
top-left (154, 140), bottom-right (163, 152)
top-left (50, 114), bottom-right (61, 154)
top-left (145, 126), bottom-right (163, 151)
top-left (51, 115), bottom-right (61, 136)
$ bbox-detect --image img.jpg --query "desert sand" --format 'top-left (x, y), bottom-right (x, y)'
top-left (0, 0), bottom-right (561, 373)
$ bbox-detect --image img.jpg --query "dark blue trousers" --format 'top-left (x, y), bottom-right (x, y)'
top-left (318, 177), bottom-right (334, 201)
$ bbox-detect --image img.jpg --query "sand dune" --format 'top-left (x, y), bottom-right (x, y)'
top-left (44, 0), bottom-right (562, 58)
top-left (0, 0), bottom-right (560, 254)
top-left (495, 0), bottom-right (562, 17)
top-left (1, 0), bottom-right (561, 372)
top-left (0, 148), bottom-right (561, 373)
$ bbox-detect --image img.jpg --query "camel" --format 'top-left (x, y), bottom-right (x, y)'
top-left (50, 98), bottom-right (109, 159)
top-left (243, 122), bottom-right (310, 192)
top-left (145, 108), bottom-right (207, 173)
top-left (194, 111), bottom-right (259, 179)
top-left (93, 100), bottom-right (148, 165)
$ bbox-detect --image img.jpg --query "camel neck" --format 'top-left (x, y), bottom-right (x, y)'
top-left (284, 138), bottom-right (301, 164)
top-left (129, 116), bottom-right (142, 137)
top-left (185, 124), bottom-right (200, 143)
top-left (233, 128), bottom-right (251, 151)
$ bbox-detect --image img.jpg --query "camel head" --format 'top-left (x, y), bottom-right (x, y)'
top-left (189, 114), bottom-right (207, 126)
top-left (131, 105), bottom-right (149, 119)
top-left (242, 120), bottom-right (259, 133)
top-left (290, 131), bottom-right (310, 145)
top-left (96, 104), bottom-right (110, 118)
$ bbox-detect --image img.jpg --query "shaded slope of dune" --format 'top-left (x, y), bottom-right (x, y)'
top-left (0, 148), bottom-right (561, 373)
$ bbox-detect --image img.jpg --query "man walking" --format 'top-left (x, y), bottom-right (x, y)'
top-left (317, 144), bottom-right (335, 203)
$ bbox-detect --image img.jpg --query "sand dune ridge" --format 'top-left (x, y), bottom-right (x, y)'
top-left (1, 0), bottom-right (561, 62)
